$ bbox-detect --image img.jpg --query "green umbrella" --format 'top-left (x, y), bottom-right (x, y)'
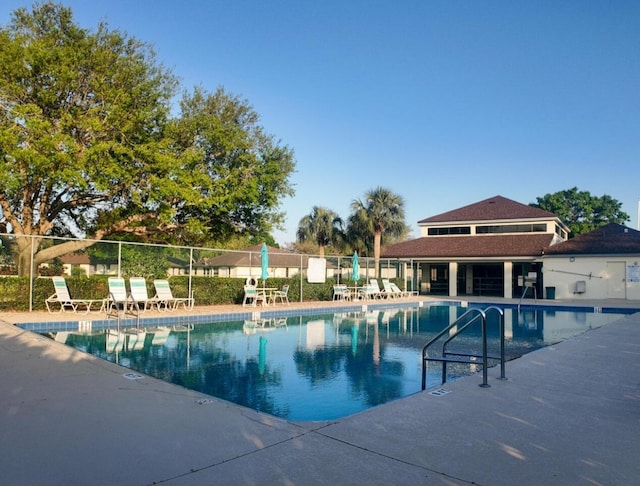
top-left (260, 243), bottom-right (269, 281)
top-left (352, 251), bottom-right (360, 282)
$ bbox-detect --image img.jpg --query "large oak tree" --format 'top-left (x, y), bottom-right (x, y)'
top-left (0, 3), bottom-right (295, 275)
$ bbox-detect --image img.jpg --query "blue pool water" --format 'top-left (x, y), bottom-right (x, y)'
top-left (43, 304), bottom-right (630, 421)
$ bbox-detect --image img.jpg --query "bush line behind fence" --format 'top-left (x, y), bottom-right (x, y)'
top-left (0, 276), bottom-right (377, 311)
top-left (0, 233), bottom-right (413, 311)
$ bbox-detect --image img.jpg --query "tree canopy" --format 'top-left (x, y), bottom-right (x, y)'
top-left (296, 206), bottom-right (344, 257)
top-left (351, 187), bottom-right (408, 277)
top-left (0, 2), bottom-right (295, 275)
top-left (293, 188), bottom-right (409, 266)
top-left (530, 187), bottom-right (629, 238)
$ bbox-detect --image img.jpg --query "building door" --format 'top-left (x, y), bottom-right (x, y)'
top-left (472, 263), bottom-right (504, 297)
top-left (607, 261), bottom-right (626, 298)
top-left (427, 264), bottom-right (449, 295)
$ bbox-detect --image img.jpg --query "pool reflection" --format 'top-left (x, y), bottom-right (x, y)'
top-left (53, 305), bottom-right (626, 421)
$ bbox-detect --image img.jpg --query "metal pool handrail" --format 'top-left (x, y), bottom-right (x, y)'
top-left (107, 290), bottom-right (140, 331)
top-left (421, 306), bottom-right (506, 390)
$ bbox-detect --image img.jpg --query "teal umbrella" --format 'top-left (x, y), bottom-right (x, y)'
top-left (260, 243), bottom-right (269, 281)
top-left (351, 323), bottom-right (358, 355)
top-left (258, 336), bottom-right (267, 374)
top-left (352, 251), bottom-right (360, 282)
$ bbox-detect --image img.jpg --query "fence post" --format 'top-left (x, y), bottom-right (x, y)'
top-left (188, 248), bottom-right (194, 301)
top-left (299, 254), bottom-right (303, 302)
top-left (29, 236), bottom-right (35, 312)
top-left (117, 242), bottom-right (122, 277)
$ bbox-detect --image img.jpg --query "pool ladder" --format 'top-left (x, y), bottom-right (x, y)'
top-left (421, 306), bottom-right (506, 390)
top-left (106, 291), bottom-right (141, 332)
top-left (517, 284), bottom-right (537, 311)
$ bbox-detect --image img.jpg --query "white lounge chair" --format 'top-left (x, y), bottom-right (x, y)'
top-left (390, 282), bottom-right (416, 298)
top-left (45, 276), bottom-right (104, 314)
top-left (54, 331), bottom-right (70, 343)
top-left (381, 279), bottom-right (402, 298)
top-left (129, 277), bottom-right (163, 311)
top-left (125, 330), bottom-right (147, 351)
top-left (106, 277), bottom-right (134, 316)
top-left (381, 309), bottom-right (395, 324)
top-left (150, 327), bottom-right (171, 346)
top-left (153, 279), bottom-right (194, 311)
top-left (106, 329), bottom-right (125, 353)
top-left (369, 279), bottom-right (385, 299)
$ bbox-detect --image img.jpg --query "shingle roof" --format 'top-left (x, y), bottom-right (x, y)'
top-left (418, 195), bottom-right (556, 224)
top-left (199, 245), bottom-right (332, 268)
top-left (544, 223), bottom-right (640, 255)
top-left (382, 234), bottom-right (554, 258)
top-left (60, 253), bottom-right (90, 264)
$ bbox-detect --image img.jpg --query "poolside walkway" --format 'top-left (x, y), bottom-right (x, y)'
top-left (2, 297), bottom-right (640, 485)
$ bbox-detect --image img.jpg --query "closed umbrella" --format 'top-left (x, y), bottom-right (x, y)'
top-left (260, 243), bottom-right (269, 283)
top-left (258, 336), bottom-right (267, 374)
top-left (352, 251), bottom-right (360, 282)
top-left (351, 323), bottom-right (358, 355)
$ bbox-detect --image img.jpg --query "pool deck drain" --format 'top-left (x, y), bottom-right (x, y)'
top-left (122, 372), bottom-right (144, 380)
top-left (195, 398), bottom-right (216, 405)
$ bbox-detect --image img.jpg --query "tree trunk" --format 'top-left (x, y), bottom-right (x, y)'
top-left (373, 231), bottom-right (381, 278)
top-left (14, 236), bottom-right (99, 277)
top-left (14, 236), bottom-right (39, 277)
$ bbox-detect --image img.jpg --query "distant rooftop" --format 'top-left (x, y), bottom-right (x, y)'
top-left (544, 223), bottom-right (640, 255)
top-left (418, 195), bottom-right (557, 224)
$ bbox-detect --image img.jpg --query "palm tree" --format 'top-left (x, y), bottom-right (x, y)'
top-left (351, 187), bottom-right (407, 277)
top-left (296, 206), bottom-right (344, 257)
top-left (345, 209), bottom-right (372, 256)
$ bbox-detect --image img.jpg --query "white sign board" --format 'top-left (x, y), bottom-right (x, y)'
top-left (307, 257), bottom-right (327, 283)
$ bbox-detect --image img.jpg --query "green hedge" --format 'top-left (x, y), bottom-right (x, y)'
top-left (0, 276), bottom-right (110, 311)
top-left (0, 276), bottom-right (380, 311)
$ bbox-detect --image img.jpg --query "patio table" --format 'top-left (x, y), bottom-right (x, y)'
top-left (258, 287), bottom-right (277, 306)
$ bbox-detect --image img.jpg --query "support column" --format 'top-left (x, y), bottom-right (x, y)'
top-left (449, 261), bottom-right (458, 297)
top-left (466, 265), bottom-right (473, 295)
top-left (503, 261), bottom-right (513, 299)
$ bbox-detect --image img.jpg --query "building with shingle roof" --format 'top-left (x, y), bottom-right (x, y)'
top-left (383, 196), bottom-right (569, 298)
top-left (417, 195), bottom-right (561, 226)
top-left (542, 223), bottom-right (640, 300)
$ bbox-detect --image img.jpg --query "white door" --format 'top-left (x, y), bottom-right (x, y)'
top-left (606, 261), bottom-right (626, 298)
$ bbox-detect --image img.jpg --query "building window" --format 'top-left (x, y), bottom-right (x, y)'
top-left (476, 224), bottom-right (547, 234)
top-left (555, 224), bottom-right (567, 239)
top-left (427, 226), bottom-right (471, 236)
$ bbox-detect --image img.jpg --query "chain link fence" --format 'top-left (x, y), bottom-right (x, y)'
top-left (0, 233), bottom-right (418, 311)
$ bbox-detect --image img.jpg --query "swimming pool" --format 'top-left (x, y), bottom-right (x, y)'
top-left (40, 303), bottom-right (631, 421)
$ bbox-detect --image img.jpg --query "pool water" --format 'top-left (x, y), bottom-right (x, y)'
top-left (47, 304), bottom-right (629, 421)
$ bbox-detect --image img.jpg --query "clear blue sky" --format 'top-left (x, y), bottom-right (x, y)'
top-left (3, 1), bottom-right (639, 244)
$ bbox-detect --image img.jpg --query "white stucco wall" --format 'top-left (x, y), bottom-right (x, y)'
top-left (542, 255), bottom-right (640, 301)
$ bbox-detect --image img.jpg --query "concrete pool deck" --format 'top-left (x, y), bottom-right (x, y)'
top-left (1, 297), bottom-right (640, 485)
